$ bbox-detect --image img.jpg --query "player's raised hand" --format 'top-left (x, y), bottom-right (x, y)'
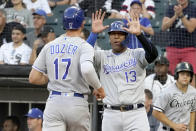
top-left (93, 87), bottom-right (105, 100)
top-left (91, 9), bottom-right (109, 33)
top-left (123, 11), bottom-right (141, 36)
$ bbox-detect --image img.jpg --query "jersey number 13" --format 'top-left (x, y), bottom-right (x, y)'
top-left (125, 70), bottom-right (136, 83)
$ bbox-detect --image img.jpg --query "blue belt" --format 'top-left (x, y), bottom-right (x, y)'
top-left (51, 91), bottom-right (84, 98)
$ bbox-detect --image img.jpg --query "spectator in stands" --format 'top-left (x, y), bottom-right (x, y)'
top-left (162, 0), bottom-right (196, 87)
top-left (123, 0), bottom-right (154, 48)
top-left (48, 0), bottom-right (77, 9)
top-left (25, 108), bottom-right (43, 131)
top-left (0, 9), bottom-right (12, 46)
top-left (26, 9), bottom-right (47, 48)
top-left (78, 0), bottom-right (106, 17)
top-left (102, 0), bottom-right (123, 19)
top-left (144, 89), bottom-right (160, 131)
top-left (108, 0), bottom-right (155, 19)
top-left (29, 25), bottom-right (56, 65)
top-left (0, 0), bottom-right (13, 8)
top-left (5, 0), bottom-right (34, 28)
top-left (0, 23), bottom-right (32, 65)
top-left (78, 0), bottom-right (123, 18)
top-left (144, 56), bottom-right (175, 103)
top-left (2, 116), bottom-right (20, 131)
top-left (23, 0), bottom-right (52, 16)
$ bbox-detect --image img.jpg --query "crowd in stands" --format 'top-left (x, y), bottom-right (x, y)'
top-left (5, 0), bottom-right (34, 28)
top-left (0, 0), bottom-right (196, 130)
top-left (0, 0), bottom-right (156, 65)
top-left (1, 0), bottom-right (194, 73)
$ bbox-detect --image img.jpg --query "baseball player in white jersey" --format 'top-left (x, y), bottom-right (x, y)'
top-left (145, 56), bottom-right (175, 103)
top-left (91, 11), bottom-right (158, 131)
top-left (153, 62), bottom-right (196, 131)
top-left (29, 6), bottom-right (105, 131)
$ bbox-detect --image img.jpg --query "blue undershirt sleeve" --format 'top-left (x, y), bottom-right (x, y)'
top-left (86, 32), bottom-right (98, 47)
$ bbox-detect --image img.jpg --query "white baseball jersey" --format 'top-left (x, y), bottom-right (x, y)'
top-left (153, 83), bottom-right (196, 131)
top-left (0, 42), bottom-right (32, 64)
top-left (94, 48), bottom-right (148, 105)
top-left (120, 0), bottom-right (155, 19)
top-left (144, 73), bottom-right (175, 103)
top-left (33, 35), bottom-right (94, 94)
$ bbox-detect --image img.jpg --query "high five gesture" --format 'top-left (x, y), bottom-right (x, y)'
top-left (91, 9), bottom-right (109, 33)
top-left (123, 12), bottom-right (141, 36)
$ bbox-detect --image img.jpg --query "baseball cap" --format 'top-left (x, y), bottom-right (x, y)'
top-left (130, 0), bottom-right (142, 7)
top-left (39, 26), bottom-right (55, 38)
top-left (25, 108), bottom-right (43, 119)
top-left (154, 56), bottom-right (169, 66)
top-left (12, 23), bottom-right (26, 34)
top-left (32, 9), bottom-right (47, 17)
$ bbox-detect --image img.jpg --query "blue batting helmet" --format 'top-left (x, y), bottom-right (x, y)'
top-left (108, 21), bottom-right (128, 34)
top-left (63, 6), bottom-right (84, 30)
top-left (108, 21), bottom-right (129, 46)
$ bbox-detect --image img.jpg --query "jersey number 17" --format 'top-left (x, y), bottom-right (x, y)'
top-left (54, 58), bottom-right (71, 80)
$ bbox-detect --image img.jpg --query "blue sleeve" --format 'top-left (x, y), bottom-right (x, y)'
top-left (122, 19), bottom-right (129, 26)
top-left (142, 18), bottom-right (151, 27)
top-left (86, 32), bottom-right (98, 47)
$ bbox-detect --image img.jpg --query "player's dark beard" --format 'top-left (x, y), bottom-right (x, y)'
top-left (154, 75), bottom-right (167, 85)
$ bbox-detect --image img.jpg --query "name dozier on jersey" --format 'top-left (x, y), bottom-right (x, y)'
top-left (50, 43), bottom-right (78, 55)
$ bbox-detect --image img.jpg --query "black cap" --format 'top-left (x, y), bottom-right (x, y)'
top-left (39, 26), bottom-right (55, 38)
top-left (12, 23), bottom-right (26, 34)
top-left (154, 56), bottom-right (169, 66)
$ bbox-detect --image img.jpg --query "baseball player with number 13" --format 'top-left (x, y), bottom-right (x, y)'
top-left (90, 10), bottom-right (158, 131)
top-left (29, 6), bottom-right (105, 131)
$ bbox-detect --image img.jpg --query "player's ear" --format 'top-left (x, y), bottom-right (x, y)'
top-left (23, 34), bottom-right (27, 40)
top-left (83, 20), bottom-right (86, 25)
top-left (79, 21), bottom-right (85, 32)
top-left (38, 119), bottom-right (42, 124)
top-left (81, 21), bottom-right (85, 29)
